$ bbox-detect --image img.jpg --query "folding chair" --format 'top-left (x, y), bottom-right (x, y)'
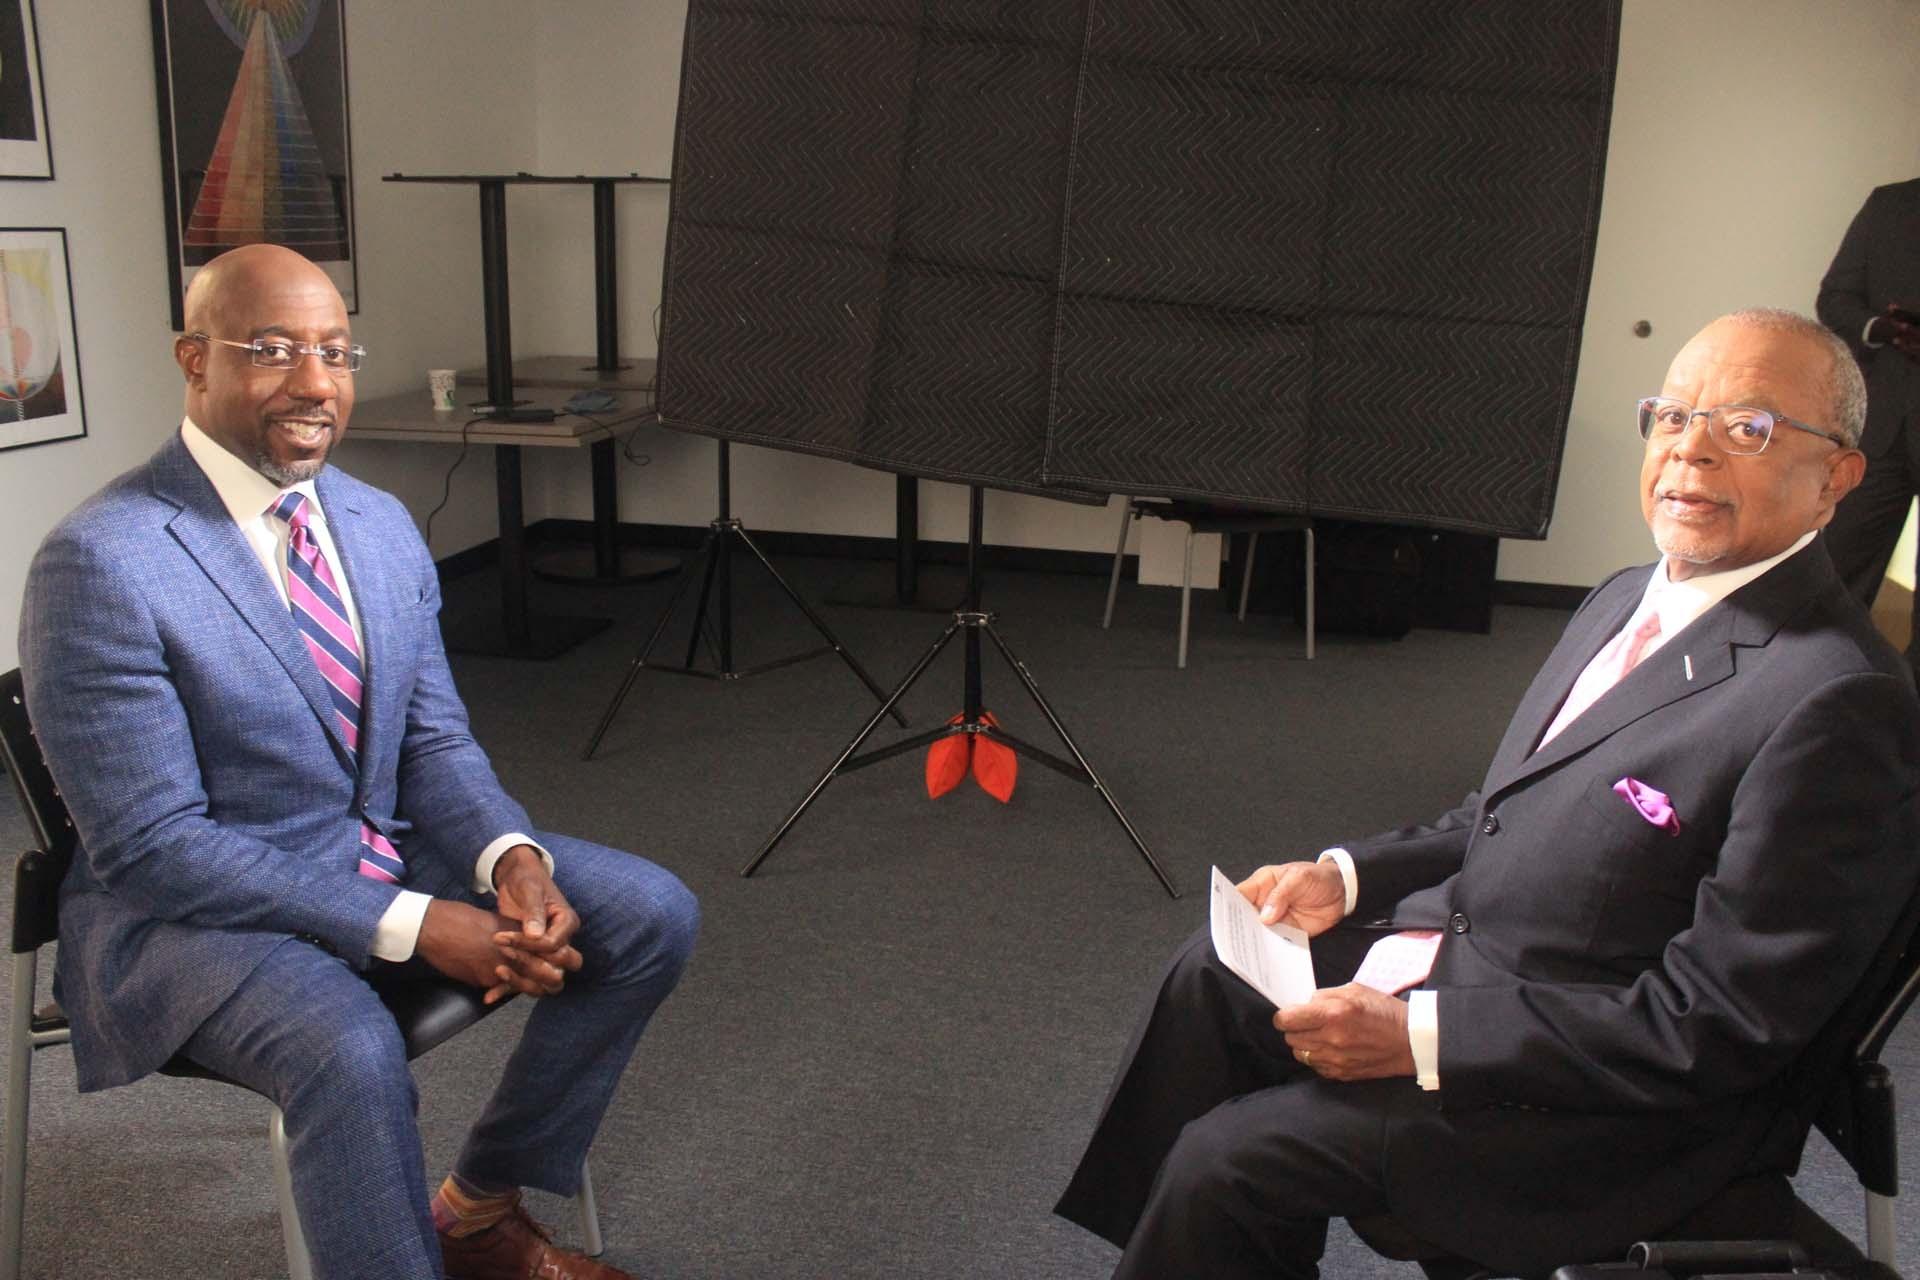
top-left (1102, 497), bottom-right (1315, 667)
top-left (0, 667), bottom-right (602, 1279)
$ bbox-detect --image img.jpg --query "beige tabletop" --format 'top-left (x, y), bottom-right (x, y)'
top-left (348, 385), bottom-right (653, 448)
top-left (454, 354), bottom-right (659, 393)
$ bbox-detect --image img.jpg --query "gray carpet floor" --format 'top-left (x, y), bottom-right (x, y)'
top-left (0, 548), bottom-right (1912, 1278)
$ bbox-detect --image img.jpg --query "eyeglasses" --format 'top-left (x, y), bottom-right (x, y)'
top-left (190, 332), bottom-right (365, 375)
top-left (1636, 396), bottom-right (1849, 455)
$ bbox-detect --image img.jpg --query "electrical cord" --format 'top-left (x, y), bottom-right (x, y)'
top-left (422, 416), bottom-right (484, 547)
top-left (559, 405), bottom-right (654, 469)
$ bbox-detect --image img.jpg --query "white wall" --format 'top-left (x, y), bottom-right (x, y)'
top-left (7, 1), bottom-right (1920, 672)
top-left (0, 14), bottom-right (178, 678)
top-left (1499, 0), bottom-right (1920, 587)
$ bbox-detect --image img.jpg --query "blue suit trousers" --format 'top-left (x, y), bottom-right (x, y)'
top-left (179, 835), bottom-right (699, 1280)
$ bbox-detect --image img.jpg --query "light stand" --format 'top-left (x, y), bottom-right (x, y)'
top-left (742, 486), bottom-right (1178, 897)
top-left (582, 441), bottom-right (908, 759)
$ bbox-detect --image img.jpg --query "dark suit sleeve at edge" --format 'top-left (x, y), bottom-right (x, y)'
top-left (1817, 187), bottom-right (1882, 349)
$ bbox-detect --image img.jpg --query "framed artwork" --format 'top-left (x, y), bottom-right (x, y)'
top-left (0, 0), bottom-right (53, 179)
top-left (149, 0), bottom-right (357, 329)
top-left (0, 228), bottom-right (86, 453)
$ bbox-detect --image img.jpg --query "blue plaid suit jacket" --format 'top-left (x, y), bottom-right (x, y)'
top-left (20, 432), bottom-right (530, 1090)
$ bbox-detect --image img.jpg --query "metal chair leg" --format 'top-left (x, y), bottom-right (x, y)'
top-left (1, 954), bottom-right (38, 1280)
top-left (1303, 525), bottom-right (1315, 660)
top-left (1866, 1188), bottom-right (1894, 1266)
top-left (270, 1107), bottom-right (315, 1280)
top-left (1178, 528), bottom-right (1195, 669)
top-left (576, 1157), bottom-right (604, 1257)
top-left (1238, 532), bottom-right (1259, 622)
top-left (1102, 500), bottom-right (1133, 629)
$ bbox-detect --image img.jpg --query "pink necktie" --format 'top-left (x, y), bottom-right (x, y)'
top-left (267, 492), bottom-right (405, 884)
top-left (1537, 610), bottom-right (1663, 749)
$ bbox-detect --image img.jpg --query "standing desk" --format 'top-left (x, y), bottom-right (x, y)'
top-left (382, 173), bottom-right (674, 656)
top-left (451, 356), bottom-right (677, 586)
top-left (349, 388), bottom-right (653, 658)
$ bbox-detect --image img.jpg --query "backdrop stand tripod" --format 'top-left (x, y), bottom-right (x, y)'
top-left (743, 486), bottom-right (1178, 898)
top-left (582, 441), bottom-right (907, 759)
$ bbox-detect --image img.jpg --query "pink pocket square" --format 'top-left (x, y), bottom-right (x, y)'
top-left (1612, 777), bottom-right (1681, 835)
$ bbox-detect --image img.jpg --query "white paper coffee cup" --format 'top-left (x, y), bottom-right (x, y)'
top-left (428, 369), bottom-right (457, 411)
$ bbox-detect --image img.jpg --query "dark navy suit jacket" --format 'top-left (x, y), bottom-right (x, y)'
top-left (1342, 543), bottom-right (1920, 1270)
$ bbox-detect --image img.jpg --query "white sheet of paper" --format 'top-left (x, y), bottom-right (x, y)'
top-left (1208, 865), bottom-right (1317, 1009)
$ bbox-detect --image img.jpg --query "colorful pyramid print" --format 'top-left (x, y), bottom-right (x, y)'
top-left (184, 7), bottom-right (348, 258)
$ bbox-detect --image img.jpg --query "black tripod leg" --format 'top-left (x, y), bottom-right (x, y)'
top-left (743, 618), bottom-right (961, 878)
top-left (983, 620), bottom-right (1179, 898)
top-left (732, 526), bottom-right (910, 728)
top-left (582, 530), bottom-right (718, 760)
top-left (682, 532), bottom-right (723, 671)
top-left (640, 530), bottom-right (718, 668)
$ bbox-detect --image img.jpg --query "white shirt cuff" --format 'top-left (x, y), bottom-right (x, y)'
top-left (367, 835), bottom-right (553, 964)
top-left (1408, 989), bottom-right (1440, 1090)
top-left (1316, 847), bottom-right (1358, 917)
top-left (1864, 317), bottom-right (1886, 348)
top-left (476, 833), bottom-right (552, 894)
top-left (370, 890), bottom-right (433, 962)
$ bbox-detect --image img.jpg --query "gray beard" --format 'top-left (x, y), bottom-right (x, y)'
top-left (1651, 526), bottom-right (1712, 566)
top-left (258, 454), bottom-right (327, 487)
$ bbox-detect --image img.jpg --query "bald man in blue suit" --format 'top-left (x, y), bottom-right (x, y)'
top-left (20, 246), bottom-right (697, 1280)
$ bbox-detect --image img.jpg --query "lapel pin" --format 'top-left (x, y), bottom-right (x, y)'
top-left (1683, 653), bottom-right (1694, 681)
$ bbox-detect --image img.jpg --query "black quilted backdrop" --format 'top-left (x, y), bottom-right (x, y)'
top-left (658, 0), bottom-right (1620, 536)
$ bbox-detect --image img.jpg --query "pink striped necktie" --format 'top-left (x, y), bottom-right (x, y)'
top-left (1537, 609), bottom-right (1663, 750)
top-left (268, 491), bottom-right (405, 884)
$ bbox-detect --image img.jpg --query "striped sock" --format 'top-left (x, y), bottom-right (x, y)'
top-left (430, 1173), bottom-right (517, 1238)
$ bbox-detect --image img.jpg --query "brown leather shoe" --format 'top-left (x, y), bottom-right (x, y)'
top-left (438, 1192), bottom-right (635, 1280)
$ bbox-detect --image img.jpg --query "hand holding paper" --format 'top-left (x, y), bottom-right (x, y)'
top-left (1210, 866), bottom-right (1317, 1009)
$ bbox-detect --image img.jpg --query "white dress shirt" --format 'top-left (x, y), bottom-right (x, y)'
top-left (182, 419), bottom-right (545, 960)
top-left (1319, 530), bottom-right (1819, 1090)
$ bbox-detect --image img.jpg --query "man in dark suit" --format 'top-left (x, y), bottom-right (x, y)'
top-left (1054, 309), bottom-right (1920, 1277)
top-left (19, 245), bottom-right (699, 1280)
top-left (1817, 177), bottom-right (1920, 672)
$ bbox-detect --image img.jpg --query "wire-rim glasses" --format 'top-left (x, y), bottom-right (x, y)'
top-left (1636, 396), bottom-right (1848, 455)
top-left (190, 332), bottom-right (365, 375)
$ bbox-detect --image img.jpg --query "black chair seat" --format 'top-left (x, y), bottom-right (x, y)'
top-left (364, 967), bottom-right (504, 1060)
top-left (1348, 1167), bottom-right (1868, 1277)
top-left (30, 974), bottom-right (504, 1088)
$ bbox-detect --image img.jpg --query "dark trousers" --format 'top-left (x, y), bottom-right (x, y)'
top-left (1824, 422), bottom-right (1920, 673)
top-left (1055, 925), bottom-right (1425, 1280)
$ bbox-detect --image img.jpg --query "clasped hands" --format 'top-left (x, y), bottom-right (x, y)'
top-left (1237, 861), bottom-right (1417, 1083)
top-left (417, 845), bottom-right (583, 1004)
top-left (1875, 305), bottom-right (1920, 360)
